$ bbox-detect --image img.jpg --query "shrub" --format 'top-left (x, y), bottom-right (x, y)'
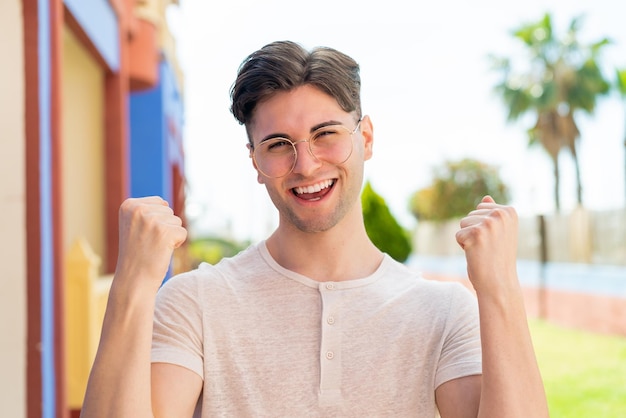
top-left (188, 236), bottom-right (249, 266)
top-left (409, 158), bottom-right (510, 221)
top-left (362, 181), bottom-right (412, 262)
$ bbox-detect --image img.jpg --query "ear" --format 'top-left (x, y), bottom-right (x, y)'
top-left (359, 115), bottom-right (374, 161)
top-left (248, 143), bottom-right (266, 184)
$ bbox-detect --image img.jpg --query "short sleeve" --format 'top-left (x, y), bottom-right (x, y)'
top-left (435, 283), bottom-right (482, 388)
top-left (152, 272), bottom-right (204, 379)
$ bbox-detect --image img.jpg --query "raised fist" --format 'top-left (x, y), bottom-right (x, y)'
top-left (114, 196), bottom-right (188, 293)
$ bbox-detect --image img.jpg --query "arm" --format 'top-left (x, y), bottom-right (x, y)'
top-left (81, 197), bottom-right (200, 417)
top-left (446, 195), bottom-right (549, 418)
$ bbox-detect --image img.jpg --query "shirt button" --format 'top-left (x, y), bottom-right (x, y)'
top-left (325, 283), bottom-right (335, 290)
top-left (326, 351), bottom-right (334, 360)
top-left (327, 316), bottom-right (335, 325)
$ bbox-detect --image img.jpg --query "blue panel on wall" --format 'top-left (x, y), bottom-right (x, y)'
top-left (64, 0), bottom-right (119, 71)
top-left (161, 60), bottom-right (185, 169)
top-left (130, 82), bottom-right (167, 201)
top-left (130, 59), bottom-right (185, 205)
top-left (39, 0), bottom-right (55, 415)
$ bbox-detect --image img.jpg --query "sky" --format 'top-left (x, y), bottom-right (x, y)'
top-left (169, 0), bottom-right (626, 242)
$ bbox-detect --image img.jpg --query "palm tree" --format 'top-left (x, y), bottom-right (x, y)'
top-left (617, 68), bottom-right (626, 199)
top-left (491, 13), bottom-right (611, 212)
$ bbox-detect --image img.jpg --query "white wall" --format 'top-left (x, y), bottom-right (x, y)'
top-left (414, 208), bottom-right (626, 265)
top-left (0, 0), bottom-right (27, 416)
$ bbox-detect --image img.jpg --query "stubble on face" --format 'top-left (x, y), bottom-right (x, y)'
top-left (270, 185), bottom-right (352, 233)
top-left (265, 149), bottom-right (365, 234)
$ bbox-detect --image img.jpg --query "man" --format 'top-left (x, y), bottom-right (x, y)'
top-left (82, 41), bottom-right (549, 417)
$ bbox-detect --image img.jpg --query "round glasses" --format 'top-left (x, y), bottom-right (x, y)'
top-left (251, 120), bottom-right (362, 178)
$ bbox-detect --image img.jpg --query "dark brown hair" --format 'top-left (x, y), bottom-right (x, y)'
top-left (230, 41), bottom-right (361, 140)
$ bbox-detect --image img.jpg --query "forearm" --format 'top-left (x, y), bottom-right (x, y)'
top-left (81, 280), bottom-right (157, 418)
top-left (476, 280), bottom-right (549, 418)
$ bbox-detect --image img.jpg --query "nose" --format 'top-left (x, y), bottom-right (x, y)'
top-left (291, 140), bottom-right (321, 176)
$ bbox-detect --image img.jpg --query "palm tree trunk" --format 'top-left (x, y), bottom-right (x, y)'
top-left (552, 154), bottom-right (561, 212)
top-left (569, 142), bottom-right (583, 206)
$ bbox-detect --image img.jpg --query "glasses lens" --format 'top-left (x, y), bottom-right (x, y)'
top-left (310, 125), bottom-right (354, 164)
top-left (254, 139), bottom-right (296, 178)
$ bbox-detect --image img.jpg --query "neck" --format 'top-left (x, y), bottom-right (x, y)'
top-left (266, 221), bottom-right (384, 282)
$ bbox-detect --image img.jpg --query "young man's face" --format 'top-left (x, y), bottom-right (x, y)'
top-left (248, 85), bottom-right (373, 233)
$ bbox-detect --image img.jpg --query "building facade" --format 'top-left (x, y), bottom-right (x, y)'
top-left (0, 1), bottom-right (185, 416)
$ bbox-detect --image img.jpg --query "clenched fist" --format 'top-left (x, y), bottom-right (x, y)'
top-left (455, 195), bottom-right (519, 295)
top-left (114, 196), bottom-right (188, 294)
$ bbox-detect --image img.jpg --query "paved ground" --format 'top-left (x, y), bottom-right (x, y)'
top-left (409, 255), bottom-right (626, 336)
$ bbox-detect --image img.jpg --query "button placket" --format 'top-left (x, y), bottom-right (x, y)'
top-left (319, 282), bottom-right (342, 401)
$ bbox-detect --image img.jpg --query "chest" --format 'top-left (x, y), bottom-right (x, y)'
top-left (199, 286), bottom-right (443, 416)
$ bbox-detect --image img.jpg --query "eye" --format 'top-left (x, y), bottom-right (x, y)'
top-left (264, 138), bottom-right (293, 153)
top-left (312, 126), bottom-right (341, 142)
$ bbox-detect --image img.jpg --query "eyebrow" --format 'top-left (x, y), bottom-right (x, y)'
top-left (310, 120), bottom-right (344, 132)
top-left (259, 120), bottom-right (345, 143)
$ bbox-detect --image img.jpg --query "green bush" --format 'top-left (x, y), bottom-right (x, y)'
top-left (362, 181), bottom-right (412, 262)
top-left (409, 158), bottom-right (510, 222)
top-left (188, 236), bottom-right (249, 266)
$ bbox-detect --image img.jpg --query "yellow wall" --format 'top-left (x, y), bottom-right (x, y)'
top-left (62, 26), bottom-right (106, 269)
top-left (0, 0), bottom-right (27, 416)
top-left (65, 238), bottom-right (113, 408)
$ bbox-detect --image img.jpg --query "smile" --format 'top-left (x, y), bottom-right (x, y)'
top-left (292, 179), bottom-right (335, 200)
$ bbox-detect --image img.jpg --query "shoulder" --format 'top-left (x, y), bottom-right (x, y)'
top-left (384, 256), bottom-right (473, 297)
top-left (379, 257), bottom-right (478, 319)
top-left (156, 242), bottom-right (268, 300)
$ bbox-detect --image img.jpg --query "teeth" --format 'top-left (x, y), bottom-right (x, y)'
top-left (294, 179), bottom-right (334, 195)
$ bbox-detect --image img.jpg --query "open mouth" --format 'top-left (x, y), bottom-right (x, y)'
top-left (292, 179), bottom-right (335, 201)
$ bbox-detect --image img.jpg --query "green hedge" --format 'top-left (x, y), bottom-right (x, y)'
top-left (362, 181), bottom-right (412, 263)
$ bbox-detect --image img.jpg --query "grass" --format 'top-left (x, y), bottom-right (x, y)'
top-left (529, 320), bottom-right (626, 417)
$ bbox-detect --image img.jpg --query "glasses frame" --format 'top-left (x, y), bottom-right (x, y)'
top-left (250, 119), bottom-right (363, 178)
